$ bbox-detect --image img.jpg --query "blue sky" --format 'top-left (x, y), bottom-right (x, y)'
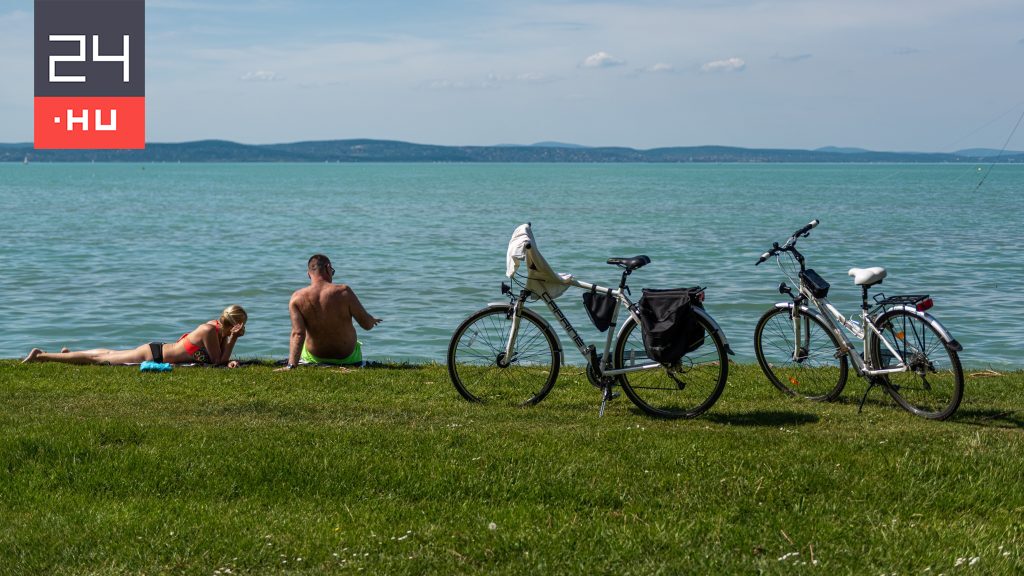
top-left (3, 0), bottom-right (1024, 150)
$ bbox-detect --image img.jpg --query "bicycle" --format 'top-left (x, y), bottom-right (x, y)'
top-left (753, 219), bottom-right (965, 420)
top-left (447, 223), bottom-right (734, 418)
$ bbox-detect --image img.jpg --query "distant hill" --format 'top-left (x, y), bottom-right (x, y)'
top-left (815, 146), bottom-right (872, 154)
top-left (530, 141), bottom-right (590, 149)
top-left (6, 139), bottom-right (1024, 163)
top-left (955, 148), bottom-right (1024, 158)
top-left (492, 141), bottom-right (589, 148)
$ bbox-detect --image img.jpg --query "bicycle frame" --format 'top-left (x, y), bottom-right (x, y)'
top-left (793, 286), bottom-right (909, 378)
top-left (502, 275), bottom-right (726, 377)
top-left (754, 220), bottom-right (966, 420)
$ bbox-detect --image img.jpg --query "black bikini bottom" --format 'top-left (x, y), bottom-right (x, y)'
top-left (149, 342), bottom-right (165, 363)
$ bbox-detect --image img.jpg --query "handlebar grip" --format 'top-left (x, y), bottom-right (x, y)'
top-left (794, 219), bottom-right (819, 237)
top-left (756, 251), bottom-right (771, 266)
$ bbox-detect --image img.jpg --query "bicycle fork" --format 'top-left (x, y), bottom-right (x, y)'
top-left (789, 309), bottom-right (811, 363)
top-left (498, 293), bottom-right (529, 367)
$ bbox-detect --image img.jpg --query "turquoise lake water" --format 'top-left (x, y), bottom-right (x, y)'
top-left (1, 163), bottom-right (1020, 368)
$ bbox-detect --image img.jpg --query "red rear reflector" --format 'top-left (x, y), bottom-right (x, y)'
top-left (916, 298), bottom-right (933, 312)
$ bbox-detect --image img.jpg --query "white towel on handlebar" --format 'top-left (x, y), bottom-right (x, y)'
top-left (506, 223), bottom-right (572, 300)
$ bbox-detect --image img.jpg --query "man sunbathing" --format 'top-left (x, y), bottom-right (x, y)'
top-left (280, 254), bottom-right (380, 370)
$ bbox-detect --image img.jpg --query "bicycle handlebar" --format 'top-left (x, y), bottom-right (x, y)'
top-left (755, 219), bottom-right (819, 265)
top-left (793, 219), bottom-right (819, 238)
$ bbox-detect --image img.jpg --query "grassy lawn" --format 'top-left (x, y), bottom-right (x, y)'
top-left (1, 361), bottom-right (1022, 575)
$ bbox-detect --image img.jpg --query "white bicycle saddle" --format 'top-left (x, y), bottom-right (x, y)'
top-left (848, 266), bottom-right (887, 286)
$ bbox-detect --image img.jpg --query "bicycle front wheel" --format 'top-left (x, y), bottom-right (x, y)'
top-left (754, 306), bottom-right (848, 401)
top-left (871, 309), bottom-right (964, 420)
top-left (614, 313), bottom-right (728, 419)
top-left (447, 306), bottom-right (561, 407)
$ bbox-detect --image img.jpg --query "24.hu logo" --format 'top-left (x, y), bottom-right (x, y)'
top-left (34, 0), bottom-right (145, 149)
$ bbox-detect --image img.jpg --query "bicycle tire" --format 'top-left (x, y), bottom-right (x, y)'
top-left (870, 309), bottom-right (964, 420)
top-left (613, 312), bottom-right (728, 419)
top-left (754, 305), bottom-right (848, 401)
top-left (447, 305), bottom-right (561, 407)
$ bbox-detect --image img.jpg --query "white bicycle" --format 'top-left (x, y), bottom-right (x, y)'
top-left (754, 220), bottom-right (965, 420)
top-left (447, 223), bottom-right (733, 418)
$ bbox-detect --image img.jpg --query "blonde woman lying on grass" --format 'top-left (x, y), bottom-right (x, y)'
top-left (23, 305), bottom-right (248, 368)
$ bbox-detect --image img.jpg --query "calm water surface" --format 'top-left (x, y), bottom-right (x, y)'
top-left (1, 163), bottom-right (1020, 368)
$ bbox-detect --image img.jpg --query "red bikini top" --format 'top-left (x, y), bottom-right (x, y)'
top-left (178, 321), bottom-right (220, 355)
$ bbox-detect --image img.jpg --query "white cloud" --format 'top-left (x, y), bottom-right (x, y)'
top-left (700, 57), bottom-right (746, 73)
top-left (581, 51), bottom-right (625, 68)
top-left (426, 79), bottom-right (476, 90)
top-left (240, 70), bottom-right (283, 81)
top-left (484, 72), bottom-right (553, 84)
top-left (513, 72), bottom-right (557, 83)
top-left (771, 53), bottom-right (812, 63)
top-left (640, 63), bottom-right (675, 73)
top-left (425, 72), bottom-right (558, 90)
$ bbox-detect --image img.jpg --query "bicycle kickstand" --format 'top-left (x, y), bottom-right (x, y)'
top-left (599, 384), bottom-right (615, 418)
top-left (858, 377), bottom-right (883, 413)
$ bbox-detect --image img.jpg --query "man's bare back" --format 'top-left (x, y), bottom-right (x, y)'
top-left (284, 255), bottom-right (380, 368)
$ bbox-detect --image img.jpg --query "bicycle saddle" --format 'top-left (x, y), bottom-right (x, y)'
top-left (848, 266), bottom-right (886, 286)
top-left (606, 255), bottom-right (651, 271)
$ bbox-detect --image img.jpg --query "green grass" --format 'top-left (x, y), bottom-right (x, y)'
top-left (1, 361), bottom-right (1022, 575)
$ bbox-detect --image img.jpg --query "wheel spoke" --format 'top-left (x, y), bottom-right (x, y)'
top-left (754, 307), bottom-right (847, 401)
top-left (615, 314), bottom-right (727, 418)
top-left (874, 310), bottom-right (963, 420)
top-left (448, 308), bottom-right (559, 406)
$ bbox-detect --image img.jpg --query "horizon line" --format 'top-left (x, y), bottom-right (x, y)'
top-left (5, 139), bottom-right (1022, 156)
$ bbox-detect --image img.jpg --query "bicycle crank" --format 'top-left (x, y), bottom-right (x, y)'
top-left (586, 361), bottom-right (615, 389)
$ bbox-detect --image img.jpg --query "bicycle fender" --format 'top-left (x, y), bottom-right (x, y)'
top-left (693, 307), bottom-right (735, 356)
top-left (615, 309), bottom-right (641, 345)
top-left (878, 305), bottom-right (963, 352)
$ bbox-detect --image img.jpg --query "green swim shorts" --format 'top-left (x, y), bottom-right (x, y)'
top-left (300, 341), bottom-right (363, 366)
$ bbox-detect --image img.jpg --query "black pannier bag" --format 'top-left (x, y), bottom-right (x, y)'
top-left (582, 289), bottom-right (616, 332)
top-left (637, 287), bottom-right (705, 364)
top-left (799, 269), bottom-right (830, 298)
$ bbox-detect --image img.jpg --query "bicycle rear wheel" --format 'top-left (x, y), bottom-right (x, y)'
top-left (754, 305), bottom-right (848, 401)
top-left (613, 313), bottom-right (727, 418)
top-left (447, 305), bottom-right (560, 407)
top-left (871, 309), bottom-right (964, 420)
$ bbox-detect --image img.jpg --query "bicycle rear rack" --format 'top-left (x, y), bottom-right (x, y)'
top-left (870, 293), bottom-right (932, 316)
